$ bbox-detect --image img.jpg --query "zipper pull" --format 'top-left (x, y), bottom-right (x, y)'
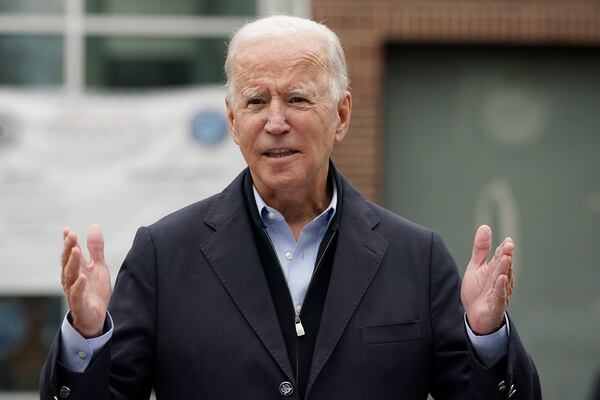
top-left (295, 315), bottom-right (305, 337)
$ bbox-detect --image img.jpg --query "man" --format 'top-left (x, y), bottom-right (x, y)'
top-left (592, 372), bottom-right (600, 400)
top-left (40, 15), bottom-right (541, 400)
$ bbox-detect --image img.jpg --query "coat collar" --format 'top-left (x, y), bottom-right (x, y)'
top-left (200, 165), bottom-right (389, 392)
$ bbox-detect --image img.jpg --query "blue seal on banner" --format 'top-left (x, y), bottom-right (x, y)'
top-left (0, 300), bottom-right (27, 359)
top-left (191, 110), bottom-right (228, 147)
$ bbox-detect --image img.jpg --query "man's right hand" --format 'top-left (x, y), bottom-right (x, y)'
top-left (61, 224), bottom-right (112, 338)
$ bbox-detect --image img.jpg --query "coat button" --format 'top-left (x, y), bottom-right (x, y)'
top-left (59, 386), bottom-right (71, 398)
top-left (279, 381), bottom-right (294, 396)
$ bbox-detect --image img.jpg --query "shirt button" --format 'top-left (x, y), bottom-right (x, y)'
top-left (279, 381), bottom-right (294, 396)
top-left (285, 251), bottom-right (293, 260)
top-left (268, 212), bottom-right (276, 220)
top-left (59, 386), bottom-right (71, 398)
top-left (295, 305), bottom-right (302, 314)
top-left (77, 351), bottom-right (87, 359)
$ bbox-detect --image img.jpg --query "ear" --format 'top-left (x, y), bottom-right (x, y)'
top-left (226, 98), bottom-right (240, 145)
top-left (334, 91), bottom-right (352, 143)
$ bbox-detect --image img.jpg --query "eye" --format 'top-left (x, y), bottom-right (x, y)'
top-left (290, 97), bottom-right (308, 104)
top-left (247, 98), bottom-right (264, 106)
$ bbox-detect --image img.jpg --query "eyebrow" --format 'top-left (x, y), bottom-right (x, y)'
top-left (240, 87), bottom-right (264, 100)
top-left (238, 85), bottom-right (319, 101)
top-left (288, 86), bottom-right (317, 98)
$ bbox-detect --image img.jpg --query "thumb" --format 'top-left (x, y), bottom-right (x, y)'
top-left (470, 225), bottom-right (492, 268)
top-left (87, 224), bottom-right (105, 263)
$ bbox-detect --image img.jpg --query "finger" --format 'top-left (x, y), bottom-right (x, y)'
top-left (507, 266), bottom-right (515, 297)
top-left (61, 231), bottom-right (77, 268)
top-left (492, 254), bottom-right (511, 287)
top-left (506, 249), bottom-right (513, 279)
top-left (500, 237), bottom-right (514, 257)
top-left (63, 246), bottom-right (82, 291)
top-left (490, 237), bottom-right (514, 268)
top-left (493, 274), bottom-right (510, 309)
top-left (87, 224), bottom-right (105, 264)
top-left (69, 274), bottom-right (87, 316)
top-left (490, 238), bottom-right (514, 279)
top-left (469, 225), bottom-right (492, 268)
top-left (489, 243), bottom-right (502, 267)
top-left (60, 228), bottom-right (77, 290)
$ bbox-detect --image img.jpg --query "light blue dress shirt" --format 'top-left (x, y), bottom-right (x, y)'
top-left (60, 180), bottom-right (509, 372)
top-left (252, 184), bottom-right (337, 312)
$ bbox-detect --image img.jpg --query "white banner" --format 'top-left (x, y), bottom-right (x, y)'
top-left (0, 87), bottom-right (246, 293)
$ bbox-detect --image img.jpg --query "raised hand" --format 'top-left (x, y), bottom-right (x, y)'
top-left (461, 225), bottom-right (515, 335)
top-left (61, 224), bottom-right (112, 338)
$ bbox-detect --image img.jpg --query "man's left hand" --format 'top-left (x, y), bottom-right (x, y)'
top-left (461, 225), bottom-right (515, 335)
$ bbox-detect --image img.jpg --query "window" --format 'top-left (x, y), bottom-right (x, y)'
top-left (0, 0), bottom-right (64, 14)
top-left (0, 0), bottom-right (310, 91)
top-left (86, 0), bottom-right (255, 16)
top-left (86, 37), bottom-right (227, 88)
top-left (0, 36), bottom-right (63, 86)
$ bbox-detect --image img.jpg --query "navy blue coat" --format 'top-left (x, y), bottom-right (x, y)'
top-left (40, 169), bottom-right (541, 399)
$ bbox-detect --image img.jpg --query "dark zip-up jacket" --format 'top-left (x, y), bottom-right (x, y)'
top-left (40, 165), bottom-right (541, 400)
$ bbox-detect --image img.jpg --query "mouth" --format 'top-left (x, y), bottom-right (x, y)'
top-left (263, 148), bottom-right (299, 158)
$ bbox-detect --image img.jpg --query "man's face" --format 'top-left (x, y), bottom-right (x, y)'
top-left (226, 37), bottom-right (351, 196)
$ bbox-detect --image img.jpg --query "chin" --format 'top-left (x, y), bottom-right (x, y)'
top-left (257, 170), bottom-right (307, 193)
top-left (264, 176), bottom-right (304, 192)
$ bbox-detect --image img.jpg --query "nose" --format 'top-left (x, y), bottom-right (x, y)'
top-left (265, 100), bottom-right (290, 135)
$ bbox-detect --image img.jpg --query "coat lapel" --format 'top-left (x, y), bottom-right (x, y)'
top-left (199, 171), bottom-right (295, 382)
top-left (306, 177), bottom-right (389, 396)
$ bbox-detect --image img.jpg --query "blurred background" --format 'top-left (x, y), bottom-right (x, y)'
top-left (0, 0), bottom-right (598, 399)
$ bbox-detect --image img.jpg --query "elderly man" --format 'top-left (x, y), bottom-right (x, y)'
top-left (40, 15), bottom-right (541, 400)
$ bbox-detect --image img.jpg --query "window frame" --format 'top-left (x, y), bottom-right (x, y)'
top-left (0, 0), bottom-right (310, 92)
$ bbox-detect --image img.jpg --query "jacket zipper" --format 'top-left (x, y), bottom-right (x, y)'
top-left (263, 227), bottom-right (337, 389)
top-left (262, 228), bottom-right (302, 387)
top-left (294, 230), bottom-right (337, 389)
top-left (297, 230), bottom-right (337, 321)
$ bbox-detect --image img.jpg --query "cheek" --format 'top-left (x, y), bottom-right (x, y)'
top-left (241, 114), bottom-right (267, 136)
top-left (311, 115), bottom-right (338, 148)
top-left (232, 116), bottom-right (261, 148)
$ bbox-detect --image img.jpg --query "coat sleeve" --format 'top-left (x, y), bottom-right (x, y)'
top-left (39, 227), bottom-right (157, 400)
top-left (428, 231), bottom-right (541, 400)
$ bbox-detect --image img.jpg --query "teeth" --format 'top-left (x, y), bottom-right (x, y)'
top-left (266, 149), bottom-right (296, 157)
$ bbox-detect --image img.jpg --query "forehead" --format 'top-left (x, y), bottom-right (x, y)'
top-left (231, 37), bottom-right (329, 93)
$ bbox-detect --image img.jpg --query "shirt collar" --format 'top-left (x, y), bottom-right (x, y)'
top-left (252, 181), bottom-right (337, 225)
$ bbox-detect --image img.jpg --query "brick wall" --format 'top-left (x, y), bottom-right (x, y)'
top-left (313, 0), bottom-right (600, 202)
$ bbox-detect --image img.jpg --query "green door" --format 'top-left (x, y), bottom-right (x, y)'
top-left (384, 45), bottom-right (600, 399)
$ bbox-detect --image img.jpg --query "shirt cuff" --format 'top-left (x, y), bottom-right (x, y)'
top-left (59, 311), bottom-right (113, 373)
top-left (464, 313), bottom-right (510, 367)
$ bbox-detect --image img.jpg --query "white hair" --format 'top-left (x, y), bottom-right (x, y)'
top-left (225, 15), bottom-right (349, 104)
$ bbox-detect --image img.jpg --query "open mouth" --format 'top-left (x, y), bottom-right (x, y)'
top-left (263, 149), bottom-right (299, 158)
